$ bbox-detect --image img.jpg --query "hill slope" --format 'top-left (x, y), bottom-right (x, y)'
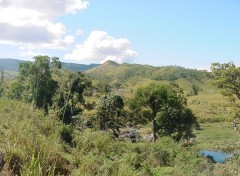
top-left (0, 58), bottom-right (27, 71)
top-left (0, 58), bottom-right (99, 72)
top-left (86, 60), bottom-right (209, 83)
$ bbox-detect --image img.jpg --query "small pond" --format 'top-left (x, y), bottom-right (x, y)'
top-left (199, 150), bottom-right (233, 163)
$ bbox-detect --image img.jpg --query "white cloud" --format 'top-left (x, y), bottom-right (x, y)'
top-left (19, 45), bottom-right (42, 57)
top-left (0, 0), bottom-right (89, 50)
top-left (64, 31), bottom-right (138, 64)
top-left (76, 29), bottom-right (85, 36)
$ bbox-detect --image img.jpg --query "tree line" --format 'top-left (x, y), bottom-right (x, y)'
top-left (0, 55), bottom-right (201, 143)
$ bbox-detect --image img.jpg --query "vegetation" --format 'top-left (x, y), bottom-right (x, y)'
top-left (0, 70), bottom-right (4, 96)
top-left (17, 56), bottom-right (60, 112)
top-left (0, 56), bottom-right (240, 175)
top-left (129, 83), bottom-right (197, 142)
top-left (97, 93), bottom-right (125, 136)
top-left (211, 62), bottom-right (240, 131)
top-left (86, 61), bottom-right (209, 83)
top-left (0, 58), bottom-right (99, 72)
top-left (52, 71), bottom-right (91, 124)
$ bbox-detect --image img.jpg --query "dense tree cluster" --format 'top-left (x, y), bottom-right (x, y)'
top-left (129, 83), bottom-right (197, 141)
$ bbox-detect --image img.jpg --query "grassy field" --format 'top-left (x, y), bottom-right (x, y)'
top-left (188, 94), bottom-right (231, 123)
top-left (194, 122), bottom-right (240, 151)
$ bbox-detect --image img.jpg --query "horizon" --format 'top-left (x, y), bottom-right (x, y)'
top-left (0, 1), bottom-right (240, 70)
top-left (0, 57), bottom-right (213, 71)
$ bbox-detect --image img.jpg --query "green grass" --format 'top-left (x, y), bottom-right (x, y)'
top-left (1, 97), bottom-right (240, 175)
top-left (194, 122), bottom-right (240, 151)
top-left (188, 94), bottom-right (231, 123)
top-left (0, 98), bottom-right (72, 175)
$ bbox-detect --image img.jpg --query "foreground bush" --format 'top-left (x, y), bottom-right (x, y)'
top-left (1, 98), bottom-right (240, 176)
top-left (0, 98), bottom-right (71, 175)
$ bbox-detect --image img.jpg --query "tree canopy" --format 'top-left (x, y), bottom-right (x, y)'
top-left (211, 62), bottom-right (240, 99)
top-left (97, 93), bottom-right (125, 137)
top-left (52, 72), bottom-right (92, 124)
top-left (129, 83), bottom-right (197, 141)
top-left (17, 55), bottom-right (60, 112)
top-left (211, 62), bottom-right (240, 131)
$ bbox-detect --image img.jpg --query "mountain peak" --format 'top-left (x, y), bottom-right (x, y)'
top-left (102, 60), bottom-right (119, 66)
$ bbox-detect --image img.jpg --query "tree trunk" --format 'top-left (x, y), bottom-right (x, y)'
top-left (99, 116), bottom-right (105, 131)
top-left (153, 119), bottom-right (157, 142)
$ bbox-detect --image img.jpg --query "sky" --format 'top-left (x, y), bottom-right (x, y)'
top-left (0, 0), bottom-right (240, 69)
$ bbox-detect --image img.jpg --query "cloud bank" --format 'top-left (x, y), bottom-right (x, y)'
top-left (65, 31), bottom-right (138, 64)
top-left (0, 0), bottom-right (88, 50)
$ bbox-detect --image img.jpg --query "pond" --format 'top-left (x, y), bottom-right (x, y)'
top-left (199, 150), bottom-right (233, 163)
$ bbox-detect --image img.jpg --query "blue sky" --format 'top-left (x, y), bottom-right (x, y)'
top-left (0, 0), bottom-right (240, 69)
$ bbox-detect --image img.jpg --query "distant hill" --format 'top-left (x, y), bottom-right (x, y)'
top-left (61, 62), bottom-right (99, 72)
top-left (0, 58), bottom-right (99, 72)
top-left (85, 60), bottom-right (214, 99)
top-left (86, 60), bottom-right (209, 83)
top-left (0, 58), bottom-right (27, 71)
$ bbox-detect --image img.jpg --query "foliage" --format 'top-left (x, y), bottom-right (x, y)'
top-left (72, 130), bottom-right (205, 176)
top-left (130, 83), bottom-right (197, 141)
top-left (86, 61), bottom-right (208, 84)
top-left (1, 96), bottom-right (240, 176)
top-left (59, 124), bottom-right (74, 145)
top-left (52, 72), bottom-right (92, 124)
top-left (211, 62), bottom-right (240, 99)
top-left (97, 93), bottom-right (125, 136)
top-left (211, 62), bottom-right (240, 131)
top-left (2, 57), bottom-right (240, 175)
top-left (191, 83), bottom-right (200, 95)
top-left (15, 55), bottom-right (60, 112)
top-left (6, 81), bottom-right (24, 100)
top-left (152, 66), bottom-right (205, 81)
top-left (95, 81), bottom-right (111, 93)
top-left (0, 98), bottom-right (71, 175)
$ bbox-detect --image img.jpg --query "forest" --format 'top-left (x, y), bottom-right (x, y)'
top-left (0, 55), bottom-right (240, 176)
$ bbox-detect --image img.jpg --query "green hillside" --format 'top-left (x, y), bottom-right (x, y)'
top-left (86, 60), bottom-right (211, 96)
top-left (0, 58), bottom-right (99, 72)
top-left (0, 58), bottom-right (27, 71)
top-left (86, 60), bottom-right (209, 83)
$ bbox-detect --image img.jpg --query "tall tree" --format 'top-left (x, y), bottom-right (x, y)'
top-left (52, 72), bottom-right (91, 124)
top-left (18, 55), bottom-right (60, 112)
top-left (211, 62), bottom-right (240, 132)
top-left (129, 83), bottom-right (197, 141)
top-left (211, 62), bottom-right (240, 99)
top-left (97, 93), bottom-right (124, 137)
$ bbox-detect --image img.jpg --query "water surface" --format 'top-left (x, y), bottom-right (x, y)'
top-left (199, 150), bottom-right (232, 163)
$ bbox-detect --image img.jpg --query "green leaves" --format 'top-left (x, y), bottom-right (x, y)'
top-left (52, 72), bottom-right (91, 124)
top-left (97, 93), bottom-right (125, 134)
top-left (211, 62), bottom-right (240, 99)
top-left (130, 83), bottom-right (196, 141)
top-left (17, 56), bottom-right (60, 112)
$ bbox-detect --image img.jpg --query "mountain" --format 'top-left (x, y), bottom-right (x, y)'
top-left (0, 58), bottom-right (28, 71)
top-left (0, 58), bottom-right (100, 72)
top-left (0, 58), bottom-right (210, 87)
top-left (86, 60), bottom-right (209, 83)
top-left (61, 62), bottom-right (99, 72)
